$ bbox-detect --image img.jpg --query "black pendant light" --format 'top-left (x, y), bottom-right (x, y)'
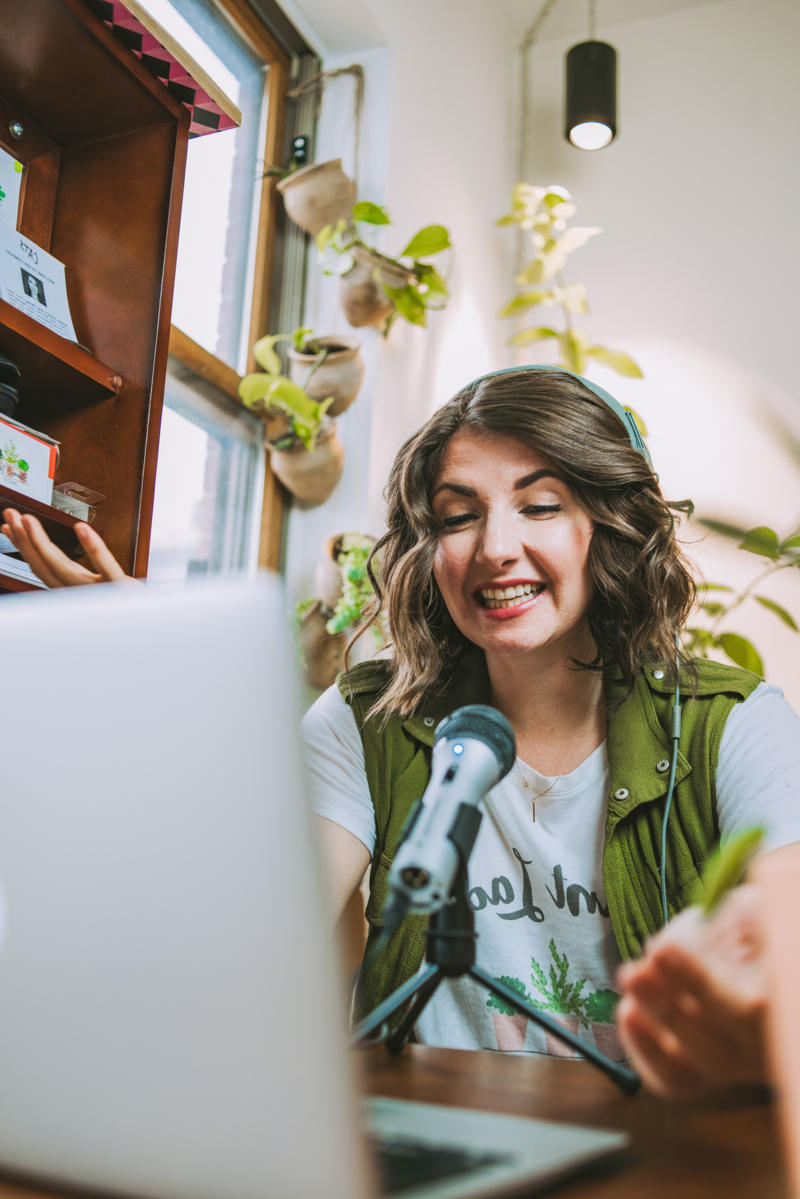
top-left (564, 2), bottom-right (617, 150)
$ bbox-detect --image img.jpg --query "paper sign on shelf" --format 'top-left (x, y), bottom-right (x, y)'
top-left (0, 147), bottom-right (22, 232)
top-left (0, 223), bottom-right (77, 342)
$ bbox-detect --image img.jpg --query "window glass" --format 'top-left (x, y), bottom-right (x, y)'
top-left (147, 364), bottom-right (264, 586)
top-left (137, 0), bottom-right (267, 372)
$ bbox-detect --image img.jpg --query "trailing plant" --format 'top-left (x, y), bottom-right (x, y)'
top-left (529, 940), bottom-right (589, 1026)
top-left (316, 201), bottom-right (452, 333)
top-left (684, 521), bottom-right (800, 675)
top-left (325, 533), bottom-right (376, 636)
top-left (497, 183), bottom-right (642, 379)
top-left (238, 333), bottom-right (333, 451)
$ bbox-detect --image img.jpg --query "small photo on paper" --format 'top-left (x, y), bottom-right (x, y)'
top-left (21, 270), bottom-right (46, 306)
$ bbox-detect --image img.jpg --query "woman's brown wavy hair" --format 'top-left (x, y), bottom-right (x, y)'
top-left (349, 368), bottom-right (695, 722)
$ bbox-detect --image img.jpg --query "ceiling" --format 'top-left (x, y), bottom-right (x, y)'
top-left (496, 0), bottom-right (729, 42)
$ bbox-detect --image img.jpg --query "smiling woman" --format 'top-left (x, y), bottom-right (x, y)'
top-left (302, 364), bottom-right (800, 1082)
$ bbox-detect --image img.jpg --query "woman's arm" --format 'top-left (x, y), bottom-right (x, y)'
top-left (1, 509), bottom-right (131, 587)
top-left (316, 816), bottom-right (371, 921)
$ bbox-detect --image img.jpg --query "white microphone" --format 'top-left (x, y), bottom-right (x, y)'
top-left (386, 705), bottom-right (516, 915)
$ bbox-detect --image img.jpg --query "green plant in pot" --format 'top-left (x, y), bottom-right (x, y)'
top-left (684, 521), bottom-right (800, 675)
top-left (497, 183), bottom-right (641, 379)
top-left (316, 202), bottom-right (452, 334)
top-left (288, 326), bottom-right (365, 417)
top-left (324, 533), bottom-right (378, 637)
top-left (239, 334), bottom-right (344, 508)
top-left (16, 458), bottom-right (28, 483)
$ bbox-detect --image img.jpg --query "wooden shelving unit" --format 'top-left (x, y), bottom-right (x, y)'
top-left (0, 0), bottom-right (192, 586)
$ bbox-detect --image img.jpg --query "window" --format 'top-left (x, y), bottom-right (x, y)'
top-left (139, 0), bottom-right (292, 584)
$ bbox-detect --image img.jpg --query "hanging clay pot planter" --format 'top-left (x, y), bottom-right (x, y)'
top-left (268, 417), bottom-right (344, 509)
top-left (339, 247), bottom-right (415, 329)
top-left (315, 531), bottom-right (377, 611)
top-left (297, 600), bottom-right (345, 691)
top-left (276, 159), bottom-right (356, 237)
top-left (288, 336), bottom-right (364, 418)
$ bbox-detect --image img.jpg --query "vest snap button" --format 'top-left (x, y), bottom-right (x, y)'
top-left (614, 787), bottom-right (629, 800)
top-left (656, 759), bottom-right (670, 773)
top-left (653, 669), bottom-right (665, 680)
top-left (423, 716), bottom-right (435, 727)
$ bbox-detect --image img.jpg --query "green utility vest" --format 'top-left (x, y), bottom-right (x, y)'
top-left (336, 653), bottom-right (761, 1019)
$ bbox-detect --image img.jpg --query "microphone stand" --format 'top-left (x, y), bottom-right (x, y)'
top-left (350, 804), bottom-right (641, 1096)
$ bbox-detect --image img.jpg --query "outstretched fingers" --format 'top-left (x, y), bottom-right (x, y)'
top-left (1, 510), bottom-right (101, 588)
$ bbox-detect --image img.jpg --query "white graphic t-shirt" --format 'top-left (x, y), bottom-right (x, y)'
top-left (302, 681), bottom-right (800, 1059)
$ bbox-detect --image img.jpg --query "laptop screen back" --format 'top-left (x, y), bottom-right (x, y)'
top-left (0, 578), bottom-right (371, 1199)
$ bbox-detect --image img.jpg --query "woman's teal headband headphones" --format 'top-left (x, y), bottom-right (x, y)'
top-left (466, 363), bottom-right (678, 926)
top-left (466, 363), bottom-right (653, 469)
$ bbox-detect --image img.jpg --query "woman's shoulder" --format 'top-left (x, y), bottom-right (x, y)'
top-left (335, 659), bottom-right (392, 702)
top-left (644, 657), bottom-right (762, 701)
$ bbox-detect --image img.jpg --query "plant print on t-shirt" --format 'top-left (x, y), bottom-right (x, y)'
top-left (486, 939), bottom-right (625, 1060)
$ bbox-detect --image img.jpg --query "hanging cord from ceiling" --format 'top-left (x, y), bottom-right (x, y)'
top-left (517, 0), bottom-right (561, 183)
top-left (287, 65), bottom-right (365, 197)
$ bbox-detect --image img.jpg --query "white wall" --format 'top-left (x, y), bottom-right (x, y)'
top-left (522, 0), bottom-right (800, 708)
top-left (281, 0), bottom-right (800, 710)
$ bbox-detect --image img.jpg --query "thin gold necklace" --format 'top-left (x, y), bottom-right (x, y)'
top-left (516, 683), bottom-right (601, 823)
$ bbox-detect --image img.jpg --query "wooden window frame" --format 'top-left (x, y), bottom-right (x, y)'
top-left (167, 0), bottom-right (290, 574)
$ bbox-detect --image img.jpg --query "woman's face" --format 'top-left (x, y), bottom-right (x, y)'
top-left (431, 431), bottom-right (596, 662)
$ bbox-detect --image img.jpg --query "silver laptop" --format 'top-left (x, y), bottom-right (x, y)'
top-left (0, 577), bottom-right (626, 1199)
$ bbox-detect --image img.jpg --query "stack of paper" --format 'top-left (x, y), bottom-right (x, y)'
top-left (0, 554), bottom-right (47, 588)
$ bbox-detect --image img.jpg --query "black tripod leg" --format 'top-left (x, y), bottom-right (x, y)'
top-left (384, 969), bottom-right (442, 1055)
top-left (350, 964), bottom-right (440, 1047)
top-left (469, 966), bottom-right (641, 1095)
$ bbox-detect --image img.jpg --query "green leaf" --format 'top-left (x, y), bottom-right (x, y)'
top-left (698, 583), bottom-right (733, 592)
top-left (506, 325), bottom-right (559, 347)
top-left (414, 262), bottom-right (449, 307)
top-left (739, 526), bottom-right (780, 560)
top-left (717, 632), bottom-right (764, 675)
top-left (352, 201), bottom-right (391, 225)
top-left (685, 626), bottom-right (718, 649)
top-left (498, 290), bottom-right (553, 318)
top-left (694, 827), bottom-right (765, 915)
top-left (252, 333), bottom-right (291, 375)
top-left (560, 328), bottom-right (587, 374)
top-left (780, 531), bottom-right (800, 552)
top-left (515, 256), bottom-right (548, 285)
top-left (400, 224), bottom-right (450, 258)
top-left (315, 223), bottom-right (333, 251)
top-left (700, 601), bottom-right (726, 617)
top-left (754, 595), bottom-right (799, 631)
top-left (698, 518), bottom-right (748, 540)
top-left (292, 325), bottom-right (314, 350)
top-left (382, 283), bottom-right (427, 326)
top-left (585, 344), bottom-right (644, 378)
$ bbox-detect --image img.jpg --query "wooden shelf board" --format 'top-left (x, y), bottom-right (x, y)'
top-left (0, 572), bottom-right (43, 594)
top-left (0, 481), bottom-right (103, 560)
top-left (0, 300), bottom-right (121, 418)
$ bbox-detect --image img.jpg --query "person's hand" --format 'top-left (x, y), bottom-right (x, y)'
top-left (1, 508), bottom-right (132, 588)
top-left (616, 885), bottom-right (766, 1099)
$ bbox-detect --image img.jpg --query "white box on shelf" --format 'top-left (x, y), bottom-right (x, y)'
top-left (0, 414), bottom-right (60, 505)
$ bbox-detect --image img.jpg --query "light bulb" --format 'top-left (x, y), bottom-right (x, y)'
top-left (568, 121), bottom-right (613, 150)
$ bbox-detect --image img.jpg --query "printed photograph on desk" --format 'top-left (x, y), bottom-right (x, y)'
top-left (0, 146), bottom-right (23, 232)
top-left (0, 222), bottom-right (76, 341)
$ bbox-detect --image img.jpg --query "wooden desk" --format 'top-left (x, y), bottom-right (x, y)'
top-left (0, 1046), bottom-right (785, 1199)
top-left (363, 1044), bottom-right (788, 1198)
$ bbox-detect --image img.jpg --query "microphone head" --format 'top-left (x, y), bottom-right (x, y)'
top-left (434, 704), bottom-right (516, 780)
